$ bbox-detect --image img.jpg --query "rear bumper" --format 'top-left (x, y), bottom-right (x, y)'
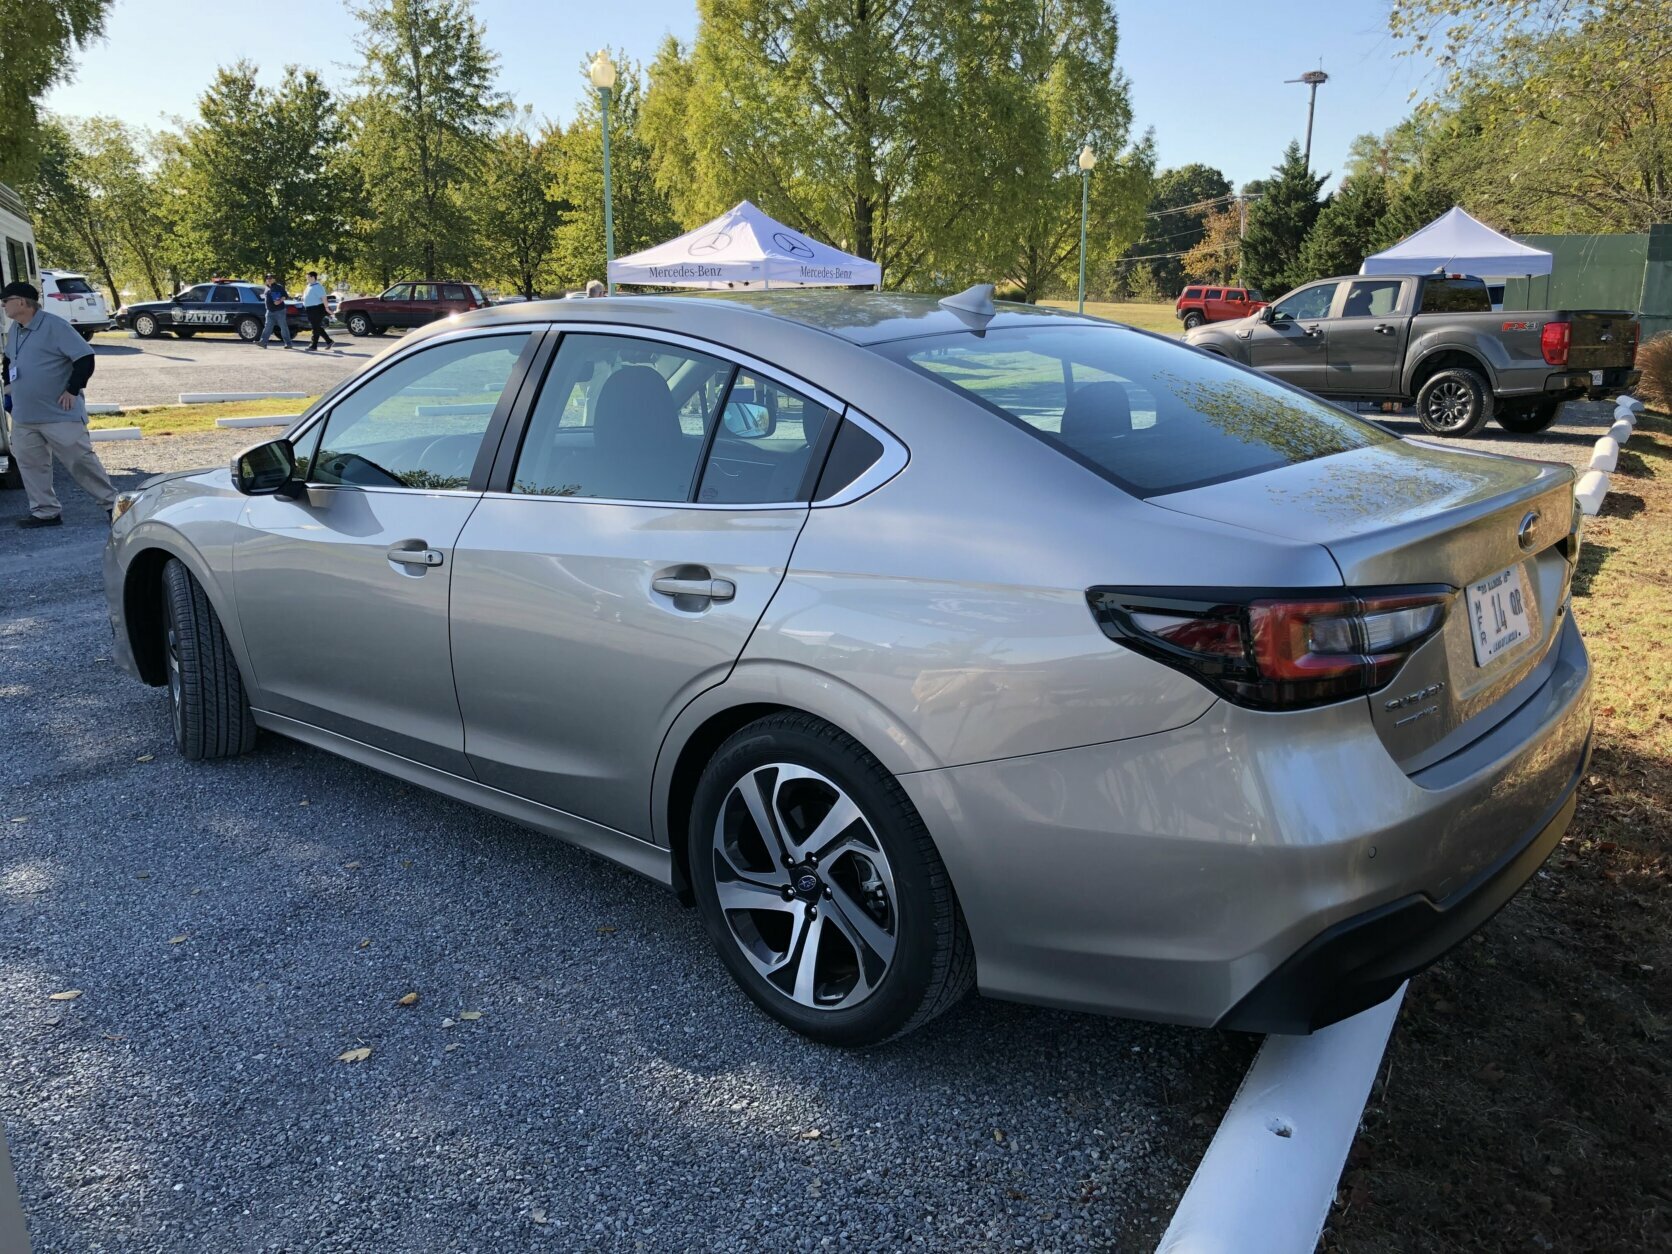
top-left (1541, 367), bottom-right (1639, 395)
top-left (899, 612), bottom-right (1591, 1032)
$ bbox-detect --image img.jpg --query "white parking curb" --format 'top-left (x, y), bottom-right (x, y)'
top-left (86, 402), bottom-right (123, 415)
top-left (179, 391), bottom-right (308, 404)
top-left (1576, 469), bottom-right (1610, 515)
top-left (213, 415), bottom-right (297, 429)
top-left (89, 426), bottom-right (142, 442)
top-left (1156, 987), bottom-right (1406, 1254)
top-left (1590, 438), bottom-right (1619, 472)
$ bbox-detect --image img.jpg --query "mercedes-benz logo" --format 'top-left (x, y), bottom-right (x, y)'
top-left (688, 230), bottom-right (732, 256)
top-left (772, 231), bottom-right (815, 259)
top-left (1517, 510), bottom-right (1540, 550)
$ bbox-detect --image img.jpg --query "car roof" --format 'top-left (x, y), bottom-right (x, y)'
top-left (433, 290), bottom-right (1102, 347)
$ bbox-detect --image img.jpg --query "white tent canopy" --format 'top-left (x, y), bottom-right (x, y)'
top-left (1360, 206), bottom-right (1552, 277)
top-left (607, 201), bottom-right (881, 289)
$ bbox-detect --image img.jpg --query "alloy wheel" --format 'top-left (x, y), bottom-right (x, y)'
top-left (1425, 380), bottom-right (1475, 431)
top-left (711, 763), bottom-right (898, 1011)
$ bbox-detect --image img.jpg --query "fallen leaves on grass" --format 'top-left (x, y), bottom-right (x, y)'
top-left (338, 1047), bottom-right (372, 1063)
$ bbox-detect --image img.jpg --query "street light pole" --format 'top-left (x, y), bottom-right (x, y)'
top-left (1077, 144), bottom-right (1096, 314)
top-left (589, 51), bottom-right (618, 294)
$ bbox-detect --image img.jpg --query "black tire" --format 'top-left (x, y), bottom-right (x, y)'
top-left (235, 315), bottom-right (262, 342)
top-left (345, 311), bottom-right (373, 337)
top-left (688, 713), bottom-right (974, 1047)
top-left (132, 312), bottom-right (161, 339)
top-left (78, 327), bottom-right (96, 342)
top-left (1182, 311), bottom-right (1205, 330)
top-left (160, 559), bottom-right (258, 760)
top-left (1496, 397), bottom-right (1562, 434)
top-left (370, 323), bottom-right (388, 336)
top-left (173, 329), bottom-right (196, 339)
top-left (1415, 366), bottom-right (1493, 437)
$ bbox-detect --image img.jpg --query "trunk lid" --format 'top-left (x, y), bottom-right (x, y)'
top-left (1151, 438), bottom-right (1578, 771)
top-left (1563, 311), bottom-right (1637, 370)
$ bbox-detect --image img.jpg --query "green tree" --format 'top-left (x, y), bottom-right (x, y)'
top-left (474, 112), bottom-right (562, 299)
top-left (1344, 119), bottom-right (1427, 183)
top-left (24, 117), bottom-right (122, 301)
top-left (0, 0), bottom-right (114, 184)
top-left (549, 53), bottom-right (675, 287)
top-left (1366, 166), bottom-right (1456, 253)
top-left (171, 63), bottom-right (349, 281)
top-left (1240, 142), bottom-right (1327, 296)
top-left (1181, 205), bottom-right (1242, 285)
top-left (1293, 174), bottom-right (1390, 283)
top-left (1120, 163), bottom-right (1233, 297)
top-left (349, 0), bottom-right (508, 279)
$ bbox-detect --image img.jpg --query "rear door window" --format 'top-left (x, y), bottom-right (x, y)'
top-left (442, 284), bottom-right (469, 302)
top-left (1340, 280), bottom-right (1403, 318)
top-left (1205, 288), bottom-right (1223, 301)
top-left (877, 325), bottom-right (1392, 497)
top-left (699, 371), bottom-right (836, 504)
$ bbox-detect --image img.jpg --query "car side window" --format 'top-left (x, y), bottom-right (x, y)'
top-left (412, 283), bottom-right (440, 301)
top-left (699, 371), bottom-right (836, 505)
top-left (310, 333), bottom-right (532, 492)
top-left (1226, 289), bottom-right (1244, 302)
top-left (1340, 280), bottom-right (1402, 318)
top-left (469, 286), bottom-right (488, 305)
top-left (178, 285), bottom-right (210, 303)
top-left (512, 333), bottom-right (732, 502)
top-left (1182, 287), bottom-right (1202, 300)
top-left (441, 284), bottom-right (469, 301)
top-left (1205, 289), bottom-right (1223, 301)
top-left (211, 286), bottom-right (241, 304)
top-left (1270, 284), bottom-right (1336, 323)
top-left (382, 285), bottom-right (411, 301)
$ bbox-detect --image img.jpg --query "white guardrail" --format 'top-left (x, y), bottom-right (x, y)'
top-left (1577, 395), bottom-right (1643, 516)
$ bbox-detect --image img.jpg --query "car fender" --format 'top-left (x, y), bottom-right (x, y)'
top-left (1402, 330), bottom-right (1505, 394)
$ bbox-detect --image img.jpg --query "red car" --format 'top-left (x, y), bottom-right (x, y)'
top-left (338, 281), bottom-right (491, 337)
top-left (1175, 285), bottom-right (1267, 330)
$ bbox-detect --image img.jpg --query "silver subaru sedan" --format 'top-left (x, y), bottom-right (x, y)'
top-left (104, 290), bottom-right (1591, 1046)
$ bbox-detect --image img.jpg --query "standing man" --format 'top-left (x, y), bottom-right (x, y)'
top-left (300, 271), bottom-right (334, 352)
top-left (257, 273), bottom-right (293, 349)
top-left (1, 281), bottom-right (118, 528)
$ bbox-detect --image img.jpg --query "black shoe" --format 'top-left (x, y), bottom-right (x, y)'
top-left (306, 345), bottom-right (318, 352)
top-left (16, 515), bottom-right (63, 529)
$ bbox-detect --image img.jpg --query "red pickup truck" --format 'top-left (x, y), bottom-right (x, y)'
top-left (1175, 285), bottom-right (1266, 330)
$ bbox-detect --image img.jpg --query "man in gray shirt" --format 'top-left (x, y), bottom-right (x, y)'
top-left (2, 281), bottom-right (117, 528)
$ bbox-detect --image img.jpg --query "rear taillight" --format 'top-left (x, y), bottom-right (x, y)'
top-left (48, 292), bottom-right (76, 301)
top-left (1541, 321), bottom-right (1570, 366)
top-left (1087, 586), bottom-right (1453, 710)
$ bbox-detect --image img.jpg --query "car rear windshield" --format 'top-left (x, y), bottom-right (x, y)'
top-left (875, 325), bottom-right (1394, 497)
top-left (53, 275), bottom-right (94, 294)
top-left (1418, 278), bottom-right (1491, 313)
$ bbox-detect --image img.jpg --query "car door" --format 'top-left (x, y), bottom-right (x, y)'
top-left (375, 284), bottom-right (412, 330)
top-left (165, 284), bottom-right (212, 330)
top-left (449, 328), bottom-right (839, 838)
top-left (1243, 281), bottom-right (1337, 391)
top-left (408, 283), bottom-right (442, 327)
top-left (1320, 277), bottom-right (1410, 393)
top-left (440, 283), bottom-right (472, 318)
top-left (231, 328), bottom-right (541, 774)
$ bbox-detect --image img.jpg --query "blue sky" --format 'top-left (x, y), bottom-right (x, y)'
top-left (45, 0), bottom-right (1432, 192)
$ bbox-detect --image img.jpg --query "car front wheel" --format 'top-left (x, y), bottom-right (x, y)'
top-left (1182, 311), bottom-right (1204, 330)
top-left (1416, 367), bottom-right (1493, 437)
top-left (236, 315), bottom-right (262, 342)
top-left (132, 312), bottom-right (160, 339)
top-left (345, 311), bottom-right (372, 336)
top-left (160, 559), bottom-right (258, 760)
top-left (688, 713), bottom-right (974, 1047)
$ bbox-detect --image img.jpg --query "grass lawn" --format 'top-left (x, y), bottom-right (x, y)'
top-left (1326, 409), bottom-right (1672, 1251)
top-left (1038, 299), bottom-right (1180, 335)
top-left (89, 396), bottom-right (315, 436)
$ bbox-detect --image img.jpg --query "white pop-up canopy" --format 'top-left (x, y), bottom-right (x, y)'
top-left (608, 200), bottom-right (881, 289)
top-left (1360, 206), bottom-right (1552, 277)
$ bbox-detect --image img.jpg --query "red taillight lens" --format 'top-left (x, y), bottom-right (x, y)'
top-left (1541, 321), bottom-right (1570, 366)
top-left (49, 292), bottom-right (76, 301)
top-left (1088, 587), bottom-right (1453, 710)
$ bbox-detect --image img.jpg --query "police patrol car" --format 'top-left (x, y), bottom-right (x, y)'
top-left (118, 281), bottom-right (307, 341)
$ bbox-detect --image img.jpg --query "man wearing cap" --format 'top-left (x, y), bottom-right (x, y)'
top-left (2, 281), bottom-right (117, 528)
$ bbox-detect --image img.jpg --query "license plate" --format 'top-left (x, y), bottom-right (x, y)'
top-left (1590, 369), bottom-right (1604, 386)
top-left (1468, 565), bottom-right (1533, 667)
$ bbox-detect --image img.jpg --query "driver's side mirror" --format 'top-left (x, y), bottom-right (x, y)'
top-left (232, 437), bottom-right (302, 497)
top-left (722, 400), bottom-right (775, 439)
top-left (1257, 305), bottom-right (1276, 324)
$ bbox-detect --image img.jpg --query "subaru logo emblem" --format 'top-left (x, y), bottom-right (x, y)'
top-left (796, 874), bottom-right (818, 894)
top-left (1517, 511), bottom-right (1539, 550)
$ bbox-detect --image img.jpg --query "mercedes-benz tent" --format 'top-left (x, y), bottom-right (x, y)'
top-left (607, 200), bottom-right (881, 290)
top-left (1360, 206), bottom-right (1552, 277)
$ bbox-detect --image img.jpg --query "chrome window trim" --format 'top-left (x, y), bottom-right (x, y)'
top-left (812, 407), bottom-right (908, 508)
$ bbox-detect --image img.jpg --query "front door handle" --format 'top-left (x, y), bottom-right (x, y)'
top-left (1304, 324), bottom-right (1323, 337)
top-left (1373, 323), bottom-right (1396, 335)
top-left (387, 546), bottom-right (444, 568)
top-left (652, 575), bottom-right (736, 602)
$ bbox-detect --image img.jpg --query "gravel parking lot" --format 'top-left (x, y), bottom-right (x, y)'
top-left (84, 332), bottom-right (390, 409)
top-left (0, 433), bottom-right (1253, 1252)
top-left (1379, 396), bottom-right (1619, 472)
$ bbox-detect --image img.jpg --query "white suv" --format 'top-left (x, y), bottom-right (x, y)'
top-left (40, 269), bottom-right (111, 340)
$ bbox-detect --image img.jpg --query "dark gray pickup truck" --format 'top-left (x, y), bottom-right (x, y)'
top-left (1183, 273), bottom-right (1640, 436)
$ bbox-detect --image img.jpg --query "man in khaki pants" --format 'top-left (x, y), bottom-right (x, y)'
top-left (2, 281), bottom-right (117, 528)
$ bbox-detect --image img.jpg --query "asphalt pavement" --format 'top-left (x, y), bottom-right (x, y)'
top-left (0, 436), bottom-right (1251, 1253)
top-left (85, 331), bottom-right (391, 409)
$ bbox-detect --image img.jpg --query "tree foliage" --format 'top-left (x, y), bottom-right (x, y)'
top-left (0, 0), bottom-right (114, 184)
top-left (473, 111), bottom-right (562, 299)
top-left (1293, 174), bottom-right (1390, 283)
top-left (1239, 142), bottom-right (1326, 296)
top-left (1122, 163), bottom-right (1233, 297)
top-left (1181, 205), bottom-right (1242, 285)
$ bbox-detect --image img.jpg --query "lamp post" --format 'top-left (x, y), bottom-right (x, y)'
top-left (1076, 144), bottom-right (1096, 314)
top-left (588, 50), bottom-right (618, 293)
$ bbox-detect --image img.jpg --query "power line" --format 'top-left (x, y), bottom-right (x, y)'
top-left (1144, 193), bottom-right (1240, 219)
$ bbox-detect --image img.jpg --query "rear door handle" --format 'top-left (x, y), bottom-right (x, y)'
top-left (387, 546), bottom-right (444, 568)
top-left (652, 575), bottom-right (736, 602)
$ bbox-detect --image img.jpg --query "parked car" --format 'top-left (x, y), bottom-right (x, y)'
top-left (337, 281), bottom-right (490, 336)
top-left (1185, 273), bottom-right (1640, 436)
top-left (104, 290), bottom-right (1592, 1046)
top-left (39, 269), bottom-right (112, 339)
top-left (1175, 284), bottom-right (1266, 330)
top-left (118, 281), bottom-right (308, 341)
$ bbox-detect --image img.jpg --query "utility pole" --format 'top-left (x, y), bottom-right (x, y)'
top-left (1285, 69), bottom-right (1329, 170)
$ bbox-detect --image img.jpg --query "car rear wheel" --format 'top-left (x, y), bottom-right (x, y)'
top-left (236, 315), bottom-right (262, 342)
top-left (1182, 311), bottom-right (1205, 330)
top-left (160, 559), bottom-right (258, 760)
top-left (1496, 397), bottom-right (1562, 434)
top-left (345, 311), bottom-right (372, 337)
top-left (688, 713), bottom-right (974, 1047)
top-left (1415, 367), bottom-right (1493, 437)
top-left (132, 312), bottom-right (160, 339)
top-left (77, 327), bottom-right (96, 342)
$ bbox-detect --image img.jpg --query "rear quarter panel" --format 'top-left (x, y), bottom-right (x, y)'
top-left (1403, 313), bottom-right (1551, 395)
